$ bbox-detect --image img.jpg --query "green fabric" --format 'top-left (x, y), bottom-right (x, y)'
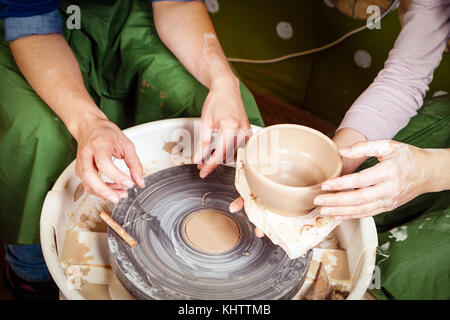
top-left (363, 95), bottom-right (450, 300)
top-left (373, 193), bottom-right (450, 300)
top-left (0, 0), bottom-right (263, 244)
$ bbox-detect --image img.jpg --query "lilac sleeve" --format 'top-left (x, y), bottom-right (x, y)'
top-left (337, 0), bottom-right (450, 141)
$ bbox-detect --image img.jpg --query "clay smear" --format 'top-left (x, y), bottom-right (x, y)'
top-left (79, 283), bottom-right (112, 300)
top-left (199, 33), bottom-right (217, 84)
top-left (163, 141), bottom-right (178, 154)
top-left (77, 212), bottom-right (108, 233)
top-left (122, 193), bottom-right (212, 229)
top-left (60, 230), bottom-right (94, 265)
top-left (73, 183), bottom-right (84, 202)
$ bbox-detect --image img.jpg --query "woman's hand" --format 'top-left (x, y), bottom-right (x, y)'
top-left (314, 140), bottom-right (446, 219)
top-left (74, 118), bottom-right (145, 204)
top-left (231, 139), bottom-right (449, 236)
top-left (229, 197), bottom-right (265, 237)
top-left (153, 1), bottom-right (253, 178)
top-left (195, 77), bottom-right (252, 178)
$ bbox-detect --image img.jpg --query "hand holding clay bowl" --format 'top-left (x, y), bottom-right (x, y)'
top-left (244, 124), bottom-right (342, 216)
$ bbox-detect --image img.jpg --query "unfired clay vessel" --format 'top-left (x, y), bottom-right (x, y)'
top-left (244, 124), bottom-right (342, 217)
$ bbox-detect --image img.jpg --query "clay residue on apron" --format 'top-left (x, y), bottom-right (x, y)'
top-left (141, 79), bottom-right (151, 89)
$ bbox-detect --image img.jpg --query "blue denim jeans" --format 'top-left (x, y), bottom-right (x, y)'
top-left (4, 244), bottom-right (50, 282)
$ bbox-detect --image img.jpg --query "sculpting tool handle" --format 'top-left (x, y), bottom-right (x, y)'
top-left (100, 212), bottom-right (138, 248)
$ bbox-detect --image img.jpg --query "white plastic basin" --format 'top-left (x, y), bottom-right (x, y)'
top-left (40, 118), bottom-right (377, 300)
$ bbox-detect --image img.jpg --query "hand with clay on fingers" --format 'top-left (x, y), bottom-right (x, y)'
top-left (151, 2), bottom-right (252, 178)
top-left (74, 118), bottom-right (145, 204)
top-left (194, 79), bottom-right (252, 179)
top-left (314, 140), bottom-right (450, 220)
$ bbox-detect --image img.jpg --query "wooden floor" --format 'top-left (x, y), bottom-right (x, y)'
top-left (253, 91), bottom-right (336, 135)
top-left (0, 93), bottom-right (334, 300)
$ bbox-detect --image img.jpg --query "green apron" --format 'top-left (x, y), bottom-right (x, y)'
top-left (0, 0), bottom-right (263, 245)
top-left (362, 96), bottom-right (450, 300)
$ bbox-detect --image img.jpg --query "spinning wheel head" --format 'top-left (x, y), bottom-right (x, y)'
top-left (107, 165), bottom-right (312, 300)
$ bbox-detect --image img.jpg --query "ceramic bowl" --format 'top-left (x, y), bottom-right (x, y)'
top-left (244, 124), bottom-right (342, 216)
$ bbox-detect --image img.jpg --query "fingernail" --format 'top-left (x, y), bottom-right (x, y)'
top-left (334, 216), bottom-right (344, 220)
top-left (199, 170), bottom-right (206, 179)
top-left (255, 230), bottom-right (265, 238)
top-left (123, 179), bottom-right (134, 189)
top-left (322, 184), bottom-right (331, 191)
top-left (119, 192), bottom-right (128, 199)
top-left (340, 147), bottom-right (351, 154)
top-left (139, 176), bottom-right (145, 188)
top-left (314, 197), bottom-right (324, 205)
top-left (320, 207), bottom-right (330, 215)
top-left (108, 195), bottom-right (119, 204)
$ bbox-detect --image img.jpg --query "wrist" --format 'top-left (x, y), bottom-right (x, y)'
top-left (209, 73), bottom-right (240, 91)
top-left (423, 148), bottom-right (450, 193)
top-left (67, 105), bottom-right (108, 142)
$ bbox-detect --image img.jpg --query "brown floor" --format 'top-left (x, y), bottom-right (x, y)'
top-left (0, 93), bottom-right (333, 300)
top-left (253, 91), bottom-right (335, 135)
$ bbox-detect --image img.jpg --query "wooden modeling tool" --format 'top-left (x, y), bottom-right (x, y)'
top-left (100, 212), bottom-right (138, 248)
top-left (311, 262), bottom-right (330, 300)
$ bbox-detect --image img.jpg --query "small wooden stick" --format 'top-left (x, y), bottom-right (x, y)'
top-left (99, 212), bottom-right (138, 248)
top-left (311, 262), bottom-right (330, 300)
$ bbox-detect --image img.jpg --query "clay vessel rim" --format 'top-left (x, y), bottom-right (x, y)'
top-left (244, 124), bottom-right (343, 191)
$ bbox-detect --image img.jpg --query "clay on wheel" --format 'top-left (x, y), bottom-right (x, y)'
top-left (183, 209), bottom-right (241, 254)
top-left (107, 165), bottom-right (312, 300)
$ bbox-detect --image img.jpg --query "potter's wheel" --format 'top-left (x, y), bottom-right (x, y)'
top-left (107, 165), bottom-right (312, 299)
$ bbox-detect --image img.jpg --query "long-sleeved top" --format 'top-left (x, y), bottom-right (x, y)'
top-left (338, 0), bottom-right (450, 141)
top-left (0, 0), bottom-right (197, 42)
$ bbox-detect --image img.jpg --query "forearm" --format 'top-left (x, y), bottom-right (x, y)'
top-left (9, 34), bottom-right (107, 141)
top-left (425, 148), bottom-right (450, 193)
top-left (152, 1), bottom-right (238, 90)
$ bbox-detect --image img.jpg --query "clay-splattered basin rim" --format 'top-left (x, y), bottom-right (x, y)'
top-left (244, 124), bottom-right (342, 191)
